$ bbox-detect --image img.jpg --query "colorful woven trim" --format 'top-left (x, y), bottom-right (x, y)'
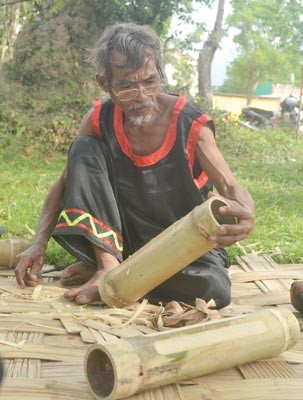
top-left (56, 208), bottom-right (123, 253)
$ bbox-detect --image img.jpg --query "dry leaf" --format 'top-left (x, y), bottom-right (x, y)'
top-left (154, 298), bottom-right (221, 330)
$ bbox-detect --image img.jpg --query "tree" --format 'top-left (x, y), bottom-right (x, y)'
top-left (1, 1), bottom-right (21, 62)
top-left (198, 0), bottom-right (225, 108)
top-left (2, 0), bottom-right (212, 88)
top-left (221, 0), bottom-right (303, 104)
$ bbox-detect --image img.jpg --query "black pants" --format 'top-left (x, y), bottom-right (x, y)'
top-left (53, 136), bottom-right (231, 309)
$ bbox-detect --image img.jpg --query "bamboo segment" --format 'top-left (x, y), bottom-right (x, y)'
top-left (0, 239), bottom-right (31, 268)
top-left (84, 308), bottom-right (300, 400)
top-left (99, 196), bottom-right (237, 307)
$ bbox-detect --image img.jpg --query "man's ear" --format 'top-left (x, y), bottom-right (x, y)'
top-left (96, 74), bottom-right (109, 92)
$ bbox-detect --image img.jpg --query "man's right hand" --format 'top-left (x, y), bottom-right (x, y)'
top-left (15, 243), bottom-right (45, 288)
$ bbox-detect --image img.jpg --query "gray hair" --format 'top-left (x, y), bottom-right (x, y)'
top-left (91, 23), bottom-right (164, 82)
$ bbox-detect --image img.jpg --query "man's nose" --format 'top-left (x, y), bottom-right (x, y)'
top-left (136, 85), bottom-right (149, 100)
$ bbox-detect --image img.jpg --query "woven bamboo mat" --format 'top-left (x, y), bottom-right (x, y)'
top-left (0, 253), bottom-right (302, 399)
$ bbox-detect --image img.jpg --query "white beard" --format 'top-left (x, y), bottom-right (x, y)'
top-left (127, 99), bottom-right (156, 127)
top-left (128, 113), bottom-right (156, 127)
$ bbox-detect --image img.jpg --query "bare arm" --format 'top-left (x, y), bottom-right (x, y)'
top-left (196, 125), bottom-right (254, 247)
top-left (15, 108), bottom-right (96, 288)
top-left (15, 167), bottom-right (67, 287)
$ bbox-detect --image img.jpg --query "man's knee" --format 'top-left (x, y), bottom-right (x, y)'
top-left (207, 280), bottom-right (231, 309)
top-left (69, 135), bottom-right (106, 160)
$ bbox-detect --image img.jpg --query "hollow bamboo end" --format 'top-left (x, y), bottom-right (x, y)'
top-left (192, 196), bottom-right (238, 238)
top-left (99, 278), bottom-right (129, 308)
top-left (266, 308), bottom-right (301, 352)
top-left (209, 197), bottom-right (238, 225)
top-left (85, 342), bottom-right (141, 400)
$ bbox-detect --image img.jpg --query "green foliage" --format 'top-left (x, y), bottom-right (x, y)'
top-left (215, 118), bottom-right (303, 263)
top-left (2, 0), bottom-right (213, 90)
top-left (0, 79), bottom-right (98, 155)
top-left (221, 0), bottom-right (303, 96)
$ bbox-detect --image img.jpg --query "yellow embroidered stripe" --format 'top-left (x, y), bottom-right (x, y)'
top-left (57, 209), bottom-right (123, 252)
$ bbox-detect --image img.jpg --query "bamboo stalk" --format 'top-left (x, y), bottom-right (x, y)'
top-left (0, 239), bottom-right (31, 268)
top-left (99, 196), bottom-right (237, 307)
top-left (84, 308), bottom-right (300, 400)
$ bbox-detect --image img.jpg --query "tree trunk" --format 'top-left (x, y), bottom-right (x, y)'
top-left (85, 308), bottom-right (300, 400)
top-left (198, 0), bottom-right (225, 109)
top-left (1, 3), bottom-right (21, 62)
top-left (246, 62), bottom-right (259, 106)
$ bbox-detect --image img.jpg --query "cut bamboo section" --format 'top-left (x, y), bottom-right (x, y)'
top-left (84, 308), bottom-right (300, 400)
top-left (100, 196), bottom-right (237, 307)
top-left (0, 239), bottom-right (31, 268)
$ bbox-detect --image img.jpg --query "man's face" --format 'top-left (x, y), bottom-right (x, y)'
top-left (109, 53), bottom-right (162, 127)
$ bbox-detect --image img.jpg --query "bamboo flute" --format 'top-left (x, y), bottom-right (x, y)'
top-left (85, 308), bottom-right (300, 400)
top-left (99, 195), bottom-right (237, 307)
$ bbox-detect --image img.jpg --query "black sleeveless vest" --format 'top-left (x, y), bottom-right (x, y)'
top-left (91, 95), bottom-right (213, 256)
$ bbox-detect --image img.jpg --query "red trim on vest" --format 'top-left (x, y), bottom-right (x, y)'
top-left (91, 100), bottom-right (102, 138)
top-left (186, 114), bottom-right (211, 189)
top-left (113, 96), bottom-right (188, 167)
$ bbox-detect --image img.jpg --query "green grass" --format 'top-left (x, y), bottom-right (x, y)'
top-left (216, 123), bottom-right (303, 263)
top-left (0, 122), bottom-right (302, 265)
top-left (0, 134), bottom-right (72, 264)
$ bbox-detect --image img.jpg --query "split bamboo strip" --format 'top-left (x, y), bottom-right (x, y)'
top-left (232, 291), bottom-right (290, 306)
top-left (79, 326), bottom-right (97, 344)
top-left (0, 320), bottom-right (67, 335)
top-left (241, 254), bottom-right (291, 292)
top-left (180, 379), bottom-right (303, 400)
top-left (1, 379), bottom-right (92, 400)
top-left (40, 362), bottom-right (86, 381)
top-left (84, 308), bottom-right (300, 400)
top-left (239, 360), bottom-right (299, 379)
top-left (99, 196), bottom-right (237, 307)
top-left (0, 343), bottom-right (87, 362)
top-left (230, 270), bottom-right (303, 283)
top-left (0, 239), bottom-right (31, 268)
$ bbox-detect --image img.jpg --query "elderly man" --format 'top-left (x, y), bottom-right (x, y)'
top-left (15, 23), bottom-right (254, 308)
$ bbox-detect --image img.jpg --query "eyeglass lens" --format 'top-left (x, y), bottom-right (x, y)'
top-left (117, 84), bottom-right (162, 101)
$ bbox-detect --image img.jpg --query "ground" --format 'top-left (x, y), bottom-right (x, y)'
top-left (0, 252), bottom-right (302, 399)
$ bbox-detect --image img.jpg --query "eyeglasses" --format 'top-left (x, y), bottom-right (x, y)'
top-left (110, 83), bottom-right (163, 102)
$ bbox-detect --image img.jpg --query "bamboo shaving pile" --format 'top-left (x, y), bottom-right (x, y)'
top-left (0, 284), bottom-right (66, 301)
top-left (154, 298), bottom-right (221, 330)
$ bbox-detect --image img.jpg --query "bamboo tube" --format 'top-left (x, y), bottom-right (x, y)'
top-left (85, 308), bottom-right (300, 400)
top-left (0, 239), bottom-right (31, 268)
top-left (99, 196), bottom-right (237, 307)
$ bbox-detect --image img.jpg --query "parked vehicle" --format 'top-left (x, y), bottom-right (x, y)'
top-left (240, 95), bottom-right (302, 132)
top-left (240, 107), bottom-right (275, 131)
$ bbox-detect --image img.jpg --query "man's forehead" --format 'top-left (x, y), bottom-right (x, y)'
top-left (111, 52), bottom-right (157, 73)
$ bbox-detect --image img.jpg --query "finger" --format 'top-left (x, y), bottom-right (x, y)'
top-left (210, 233), bottom-right (249, 247)
top-left (218, 223), bottom-right (253, 236)
top-left (207, 191), bottom-right (216, 199)
top-left (24, 274), bottom-right (42, 287)
top-left (219, 205), bottom-right (253, 220)
top-left (15, 258), bottom-right (31, 288)
top-left (28, 259), bottom-right (43, 283)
